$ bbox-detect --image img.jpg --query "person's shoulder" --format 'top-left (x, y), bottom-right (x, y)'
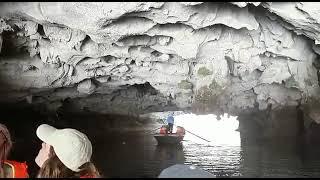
top-left (4, 160), bottom-right (29, 178)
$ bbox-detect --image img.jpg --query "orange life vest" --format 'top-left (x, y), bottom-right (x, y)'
top-left (3, 160), bottom-right (29, 178)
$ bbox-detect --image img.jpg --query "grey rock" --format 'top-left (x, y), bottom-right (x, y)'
top-left (0, 2), bottom-right (318, 117)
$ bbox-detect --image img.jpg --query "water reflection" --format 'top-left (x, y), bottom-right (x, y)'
top-left (89, 129), bottom-right (320, 178)
top-left (183, 141), bottom-right (242, 177)
top-left (35, 113), bottom-right (320, 178)
top-left (6, 110), bottom-right (320, 178)
top-left (239, 140), bottom-right (320, 178)
top-left (174, 113), bottom-right (240, 146)
top-left (91, 131), bottom-right (186, 178)
top-left (153, 144), bottom-right (185, 171)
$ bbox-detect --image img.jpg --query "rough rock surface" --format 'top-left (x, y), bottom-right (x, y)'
top-left (0, 2), bottom-right (320, 138)
top-left (262, 2), bottom-right (320, 45)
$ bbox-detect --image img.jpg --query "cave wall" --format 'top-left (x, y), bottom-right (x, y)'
top-left (0, 2), bottom-right (320, 139)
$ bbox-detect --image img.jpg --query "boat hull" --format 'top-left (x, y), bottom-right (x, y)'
top-left (154, 134), bottom-right (184, 145)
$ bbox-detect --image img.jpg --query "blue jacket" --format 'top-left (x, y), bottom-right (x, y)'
top-left (166, 115), bottom-right (174, 124)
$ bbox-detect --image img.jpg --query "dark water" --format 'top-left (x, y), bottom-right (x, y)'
top-left (2, 108), bottom-right (320, 178)
top-left (89, 131), bottom-right (320, 178)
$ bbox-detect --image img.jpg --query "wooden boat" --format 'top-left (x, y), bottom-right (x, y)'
top-left (154, 126), bottom-right (185, 145)
top-left (154, 134), bottom-right (184, 145)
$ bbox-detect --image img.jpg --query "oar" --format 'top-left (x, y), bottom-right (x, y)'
top-left (173, 124), bottom-right (211, 143)
top-left (183, 128), bottom-right (211, 142)
top-left (161, 118), bottom-right (211, 142)
top-left (161, 119), bottom-right (210, 142)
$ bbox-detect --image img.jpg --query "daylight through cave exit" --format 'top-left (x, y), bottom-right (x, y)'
top-left (172, 113), bottom-right (240, 146)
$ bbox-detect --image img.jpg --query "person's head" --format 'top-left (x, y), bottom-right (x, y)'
top-left (0, 124), bottom-right (13, 177)
top-left (35, 124), bottom-right (100, 178)
top-left (0, 124), bottom-right (12, 161)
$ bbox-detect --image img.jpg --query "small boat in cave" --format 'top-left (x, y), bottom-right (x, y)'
top-left (154, 126), bottom-right (186, 145)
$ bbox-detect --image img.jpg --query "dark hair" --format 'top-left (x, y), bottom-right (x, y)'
top-left (0, 124), bottom-right (13, 178)
top-left (37, 146), bottom-right (100, 178)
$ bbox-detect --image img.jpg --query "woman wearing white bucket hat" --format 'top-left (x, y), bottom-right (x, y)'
top-left (35, 124), bottom-right (100, 178)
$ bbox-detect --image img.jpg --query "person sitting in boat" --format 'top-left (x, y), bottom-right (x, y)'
top-left (176, 126), bottom-right (185, 136)
top-left (0, 123), bottom-right (29, 178)
top-left (159, 125), bottom-right (168, 134)
top-left (35, 124), bottom-right (100, 178)
top-left (166, 112), bottom-right (175, 134)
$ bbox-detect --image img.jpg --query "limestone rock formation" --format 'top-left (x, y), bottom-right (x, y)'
top-left (262, 2), bottom-right (320, 45)
top-left (0, 2), bottom-right (320, 139)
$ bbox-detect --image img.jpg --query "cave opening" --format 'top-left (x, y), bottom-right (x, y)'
top-left (1, 1), bottom-right (320, 177)
top-left (172, 112), bottom-right (240, 146)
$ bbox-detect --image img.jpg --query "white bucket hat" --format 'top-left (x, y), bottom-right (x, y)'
top-left (36, 124), bottom-right (92, 172)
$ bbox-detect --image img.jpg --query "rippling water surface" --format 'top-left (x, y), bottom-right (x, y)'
top-left (90, 130), bottom-right (320, 178)
top-left (7, 111), bottom-right (320, 178)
